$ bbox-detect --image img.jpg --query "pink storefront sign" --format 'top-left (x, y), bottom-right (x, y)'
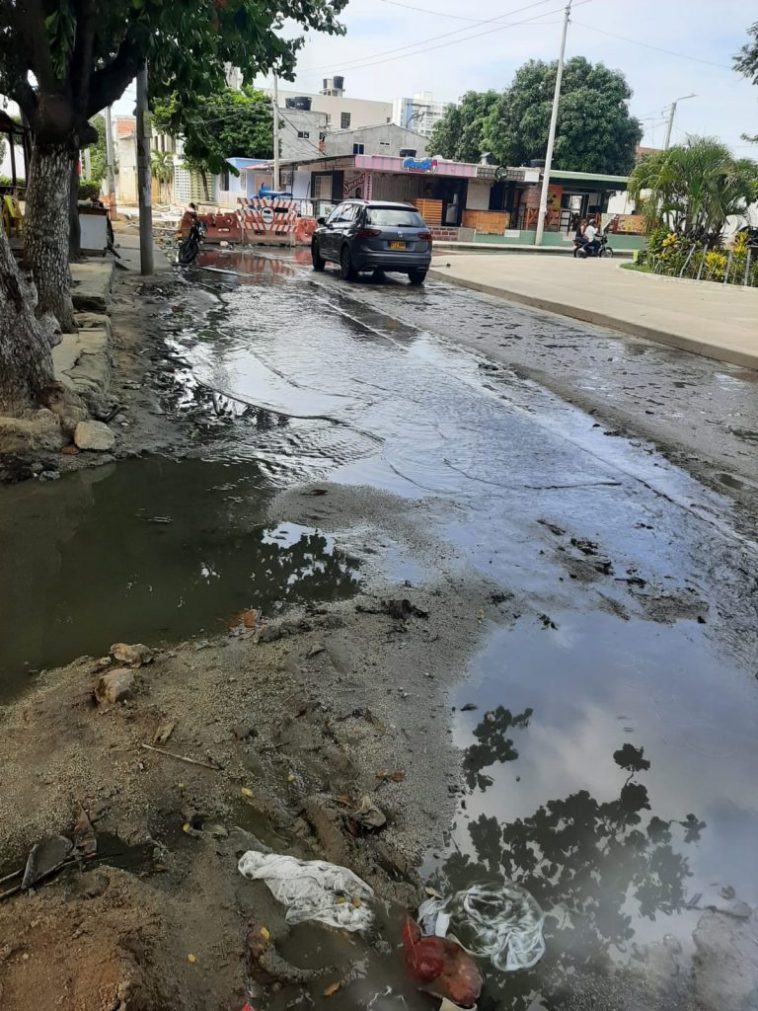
top-left (354, 155), bottom-right (477, 178)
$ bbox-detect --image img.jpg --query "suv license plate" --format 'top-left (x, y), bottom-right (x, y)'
top-left (388, 240), bottom-right (406, 250)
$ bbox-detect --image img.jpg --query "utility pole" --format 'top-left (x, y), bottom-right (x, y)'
top-left (272, 73), bottom-right (281, 191)
top-left (663, 93), bottom-right (696, 150)
top-left (136, 63), bottom-right (154, 275)
top-left (104, 105), bottom-right (117, 217)
top-left (535, 0), bottom-right (571, 247)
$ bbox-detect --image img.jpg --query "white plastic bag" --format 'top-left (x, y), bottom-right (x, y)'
top-left (238, 851), bottom-right (374, 932)
top-left (418, 882), bottom-right (545, 972)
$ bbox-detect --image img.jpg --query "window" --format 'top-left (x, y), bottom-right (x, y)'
top-left (220, 167), bottom-right (230, 191)
top-left (352, 143), bottom-right (364, 155)
top-left (365, 207), bottom-right (425, 227)
top-left (340, 112), bottom-right (351, 129)
top-left (328, 203), bottom-right (358, 225)
top-left (297, 131), bottom-right (310, 139)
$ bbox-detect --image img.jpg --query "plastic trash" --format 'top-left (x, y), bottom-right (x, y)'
top-left (418, 882), bottom-right (545, 972)
top-left (402, 916), bottom-right (482, 1008)
top-left (238, 851), bottom-right (374, 932)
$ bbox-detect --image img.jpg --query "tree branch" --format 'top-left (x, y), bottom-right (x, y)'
top-left (87, 32), bottom-right (144, 117)
top-left (71, 0), bottom-right (97, 113)
top-left (13, 0), bottom-right (57, 91)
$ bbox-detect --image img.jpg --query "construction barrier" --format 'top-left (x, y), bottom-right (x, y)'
top-left (177, 202), bottom-right (317, 248)
top-left (237, 197), bottom-right (298, 245)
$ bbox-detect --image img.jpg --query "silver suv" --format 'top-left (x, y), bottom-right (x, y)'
top-left (312, 200), bottom-right (432, 285)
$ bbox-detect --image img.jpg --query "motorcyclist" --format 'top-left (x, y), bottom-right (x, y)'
top-left (573, 217), bottom-right (588, 250)
top-left (583, 219), bottom-right (600, 256)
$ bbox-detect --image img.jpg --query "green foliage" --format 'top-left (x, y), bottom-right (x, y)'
top-left (78, 180), bottom-right (102, 200)
top-left (434, 59), bottom-right (641, 172)
top-left (153, 86), bottom-right (273, 176)
top-left (640, 228), bottom-right (758, 286)
top-left (0, 0), bottom-right (348, 145)
top-left (0, 174), bottom-right (25, 188)
top-left (151, 150), bottom-right (174, 184)
top-left (86, 116), bottom-right (108, 185)
top-left (483, 58), bottom-right (642, 173)
top-left (734, 20), bottom-right (758, 84)
top-left (429, 91), bottom-right (499, 162)
top-left (628, 136), bottom-right (758, 243)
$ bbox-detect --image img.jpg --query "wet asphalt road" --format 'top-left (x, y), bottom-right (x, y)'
top-left (185, 250), bottom-right (758, 985)
top-left (3, 247), bottom-right (757, 1009)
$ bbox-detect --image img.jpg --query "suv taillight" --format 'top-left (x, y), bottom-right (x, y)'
top-left (357, 228), bottom-right (381, 238)
top-left (418, 231), bottom-right (432, 242)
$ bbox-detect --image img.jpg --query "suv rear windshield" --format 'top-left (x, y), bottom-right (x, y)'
top-left (365, 207), bottom-right (425, 227)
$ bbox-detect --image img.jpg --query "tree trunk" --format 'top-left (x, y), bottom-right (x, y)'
top-left (69, 156), bottom-right (82, 262)
top-left (24, 141), bottom-right (77, 332)
top-left (0, 226), bottom-right (55, 415)
top-left (200, 170), bottom-right (209, 202)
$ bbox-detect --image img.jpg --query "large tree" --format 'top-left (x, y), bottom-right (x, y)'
top-left (484, 58), bottom-right (642, 173)
top-left (428, 90), bottom-right (499, 163)
top-left (435, 58), bottom-right (641, 173)
top-left (153, 85), bottom-right (273, 199)
top-left (735, 21), bottom-right (758, 143)
top-left (0, 0), bottom-right (346, 333)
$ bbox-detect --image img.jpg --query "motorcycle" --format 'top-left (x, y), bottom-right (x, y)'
top-left (574, 228), bottom-right (614, 259)
top-left (177, 216), bottom-right (205, 266)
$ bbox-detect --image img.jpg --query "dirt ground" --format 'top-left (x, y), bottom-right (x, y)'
top-left (0, 552), bottom-right (506, 1011)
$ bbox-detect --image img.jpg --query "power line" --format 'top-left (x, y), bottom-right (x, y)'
top-left (572, 21), bottom-right (733, 71)
top-left (299, 0), bottom-right (594, 78)
top-left (376, 0), bottom-right (493, 23)
top-left (300, 0), bottom-right (559, 75)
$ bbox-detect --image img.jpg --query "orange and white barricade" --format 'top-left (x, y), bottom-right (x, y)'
top-left (237, 197), bottom-right (298, 245)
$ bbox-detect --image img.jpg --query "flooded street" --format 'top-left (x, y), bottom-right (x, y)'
top-left (1, 248), bottom-right (756, 1009)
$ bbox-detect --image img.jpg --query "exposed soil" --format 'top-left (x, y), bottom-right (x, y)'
top-left (0, 567), bottom-right (500, 1011)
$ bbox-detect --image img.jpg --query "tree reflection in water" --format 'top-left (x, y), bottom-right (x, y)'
top-left (441, 708), bottom-right (706, 1009)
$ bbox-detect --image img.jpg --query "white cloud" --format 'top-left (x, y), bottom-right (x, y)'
top-left (272, 0), bottom-right (757, 154)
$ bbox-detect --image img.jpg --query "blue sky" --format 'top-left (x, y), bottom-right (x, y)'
top-left (115, 0), bottom-right (756, 155)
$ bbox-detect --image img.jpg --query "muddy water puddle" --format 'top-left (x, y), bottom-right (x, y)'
top-left (2, 250), bottom-right (757, 1007)
top-left (0, 457), bottom-right (359, 698)
top-left (425, 612), bottom-right (758, 1007)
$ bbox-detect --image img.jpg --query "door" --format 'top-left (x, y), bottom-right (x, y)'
top-left (326, 202), bottom-right (357, 259)
top-left (321, 202), bottom-right (346, 259)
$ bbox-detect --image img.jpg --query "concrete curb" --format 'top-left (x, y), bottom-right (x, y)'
top-left (428, 268), bottom-right (758, 372)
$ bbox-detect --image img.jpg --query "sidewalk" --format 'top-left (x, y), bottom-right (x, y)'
top-left (430, 254), bottom-right (758, 370)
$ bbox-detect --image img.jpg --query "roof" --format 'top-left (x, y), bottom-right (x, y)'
top-left (341, 199), bottom-right (418, 207)
top-left (548, 169), bottom-right (629, 185)
top-left (226, 157), bottom-right (270, 171)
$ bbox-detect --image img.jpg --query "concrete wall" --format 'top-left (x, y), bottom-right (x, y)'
top-left (323, 124), bottom-right (428, 159)
top-left (278, 108), bottom-right (327, 160)
top-left (275, 89), bottom-right (392, 131)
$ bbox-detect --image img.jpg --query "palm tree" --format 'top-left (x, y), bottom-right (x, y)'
top-left (628, 136), bottom-right (758, 243)
top-left (150, 149), bottom-right (174, 206)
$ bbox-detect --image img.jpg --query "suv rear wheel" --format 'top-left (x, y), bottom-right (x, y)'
top-left (311, 241), bottom-right (325, 271)
top-left (340, 246), bottom-right (356, 282)
top-left (408, 268), bottom-right (427, 285)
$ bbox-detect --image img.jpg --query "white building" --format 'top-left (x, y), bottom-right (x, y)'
top-left (392, 92), bottom-right (451, 138)
top-left (271, 76), bottom-right (392, 134)
top-left (323, 123), bottom-right (427, 159)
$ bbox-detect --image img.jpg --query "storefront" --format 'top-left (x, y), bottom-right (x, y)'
top-left (279, 153), bottom-right (479, 231)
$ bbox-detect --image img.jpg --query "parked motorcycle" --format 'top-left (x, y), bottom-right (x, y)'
top-left (574, 228), bottom-right (614, 259)
top-left (178, 216), bottom-right (205, 266)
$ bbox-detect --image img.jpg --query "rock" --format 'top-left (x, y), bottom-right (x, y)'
top-left (110, 642), bottom-right (153, 667)
top-left (21, 835), bottom-right (73, 889)
top-left (350, 795), bottom-right (387, 831)
top-left (96, 668), bottom-right (135, 704)
top-left (74, 420), bottom-right (115, 451)
top-left (42, 384), bottom-right (88, 436)
top-left (0, 409), bottom-right (64, 455)
top-left (693, 907), bottom-right (758, 1010)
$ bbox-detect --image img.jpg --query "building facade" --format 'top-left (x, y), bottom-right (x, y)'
top-left (322, 124), bottom-right (428, 159)
top-left (391, 93), bottom-right (451, 138)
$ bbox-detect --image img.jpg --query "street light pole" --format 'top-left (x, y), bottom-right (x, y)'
top-left (104, 105), bottom-right (117, 218)
top-left (663, 93), bottom-right (696, 150)
top-left (136, 63), bottom-right (154, 275)
top-left (535, 0), bottom-right (572, 247)
top-left (272, 73), bottom-right (281, 191)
